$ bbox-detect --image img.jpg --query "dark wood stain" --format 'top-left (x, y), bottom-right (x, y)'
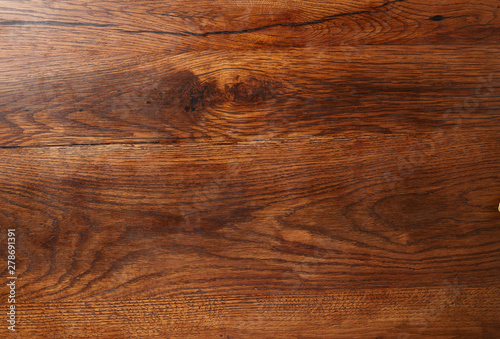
top-left (0, 0), bottom-right (499, 337)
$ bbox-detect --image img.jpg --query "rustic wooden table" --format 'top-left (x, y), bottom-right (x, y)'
top-left (0, 0), bottom-right (499, 337)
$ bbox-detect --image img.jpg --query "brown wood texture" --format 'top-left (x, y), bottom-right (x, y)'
top-left (0, 0), bottom-right (499, 338)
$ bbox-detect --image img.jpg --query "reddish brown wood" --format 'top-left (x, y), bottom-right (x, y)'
top-left (0, 134), bottom-right (499, 336)
top-left (0, 0), bottom-right (499, 337)
top-left (0, 0), bottom-right (499, 53)
top-left (0, 46), bottom-right (499, 147)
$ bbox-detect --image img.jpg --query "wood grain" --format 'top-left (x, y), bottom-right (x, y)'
top-left (15, 287), bottom-right (500, 338)
top-left (0, 0), bottom-right (499, 337)
top-left (0, 0), bottom-right (499, 53)
top-left (0, 135), bottom-right (499, 336)
top-left (1, 46), bottom-right (499, 147)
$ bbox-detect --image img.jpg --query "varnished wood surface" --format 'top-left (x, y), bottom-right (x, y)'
top-left (1, 0), bottom-right (499, 53)
top-left (1, 0), bottom-right (499, 338)
top-left (1, 46), bottom-right (500, 147)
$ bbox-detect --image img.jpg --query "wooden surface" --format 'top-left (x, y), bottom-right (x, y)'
top-left (0, 0), bottom-right (499, 338)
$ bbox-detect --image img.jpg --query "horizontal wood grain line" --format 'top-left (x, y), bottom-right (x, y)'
top-left (0, 141), bottom-right (161, 150)
top-left (0, 20), bottom-right (117, 27)
top-left (0, 0), bottom-right (403, 35)
top-left (1, 45), bottom-right (499, 147)
top-left (0, 136), bottom-right (498, 304)
top-left (0, 0), bottom-right (498, 52)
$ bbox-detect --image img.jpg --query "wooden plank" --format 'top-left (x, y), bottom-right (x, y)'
top-left (14, 287), bottom-right (500, 338)
top-left (1, 0), bottom-right (499, 337)
top-left (1, 136), bottom-right (498, 292)
top-left (1, 45), bottom-right (499, 147)
top-left (0, 136), bottom-right (498, 336)
top-left (0, 0), bottom-right (499, 53)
